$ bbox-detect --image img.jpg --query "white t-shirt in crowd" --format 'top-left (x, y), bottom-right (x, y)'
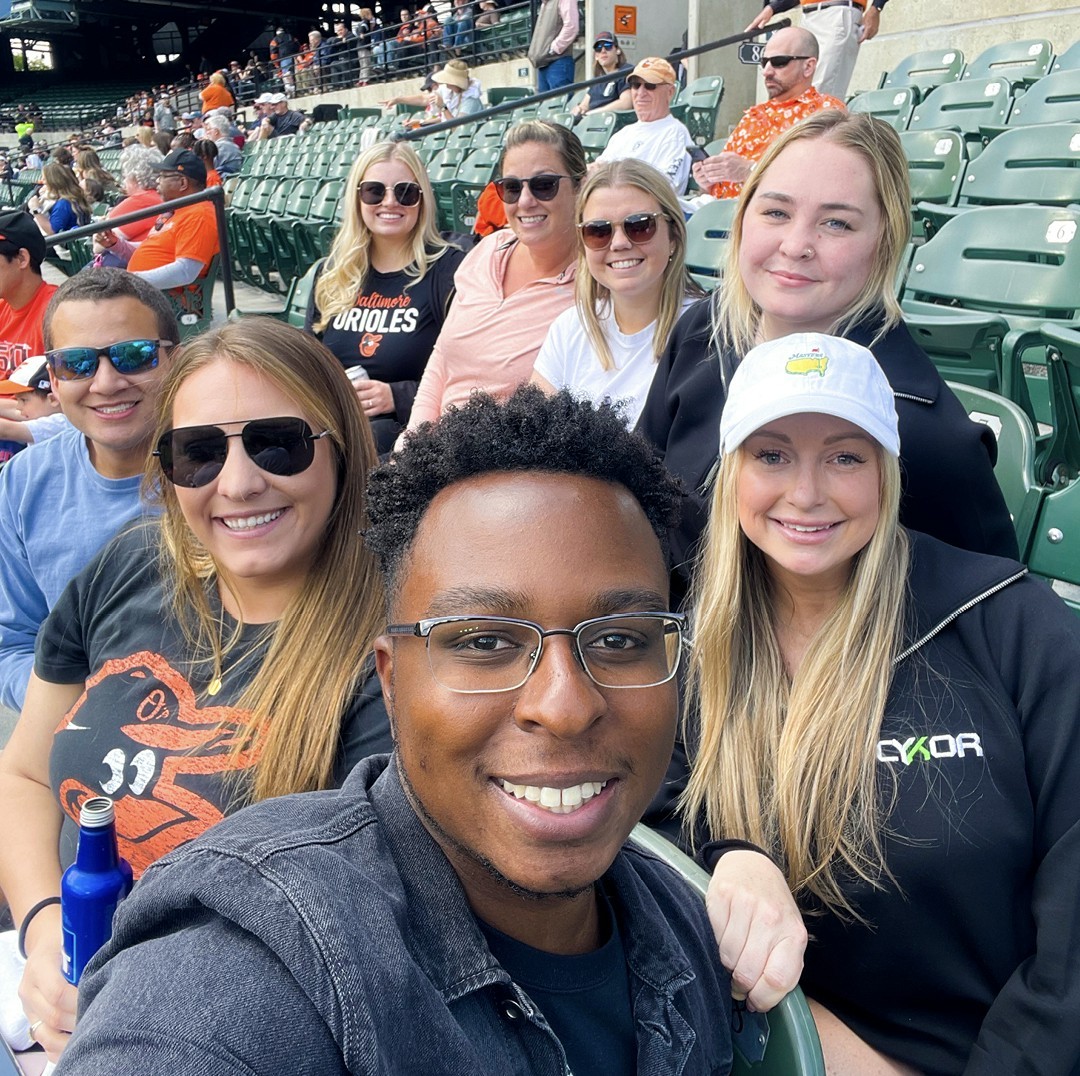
top-left (533, 299), bottom-right (693, 428)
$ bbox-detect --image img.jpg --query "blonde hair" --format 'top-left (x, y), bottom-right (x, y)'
top-left (135, 126), bottom-right (155, 149)
top-left (144, 317), bottom-right (384, 802)
top-left (681, 442), bottom-right (910, 919)
top-left (714, 111), bottom-right (911, 357)
top-left (313, 141), bottom-right (450, 333)
top-left (574, 159), bottom-right (703, 371)
top-left (210, 71), bottom-right (227, 87)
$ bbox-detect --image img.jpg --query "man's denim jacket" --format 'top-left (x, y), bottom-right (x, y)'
top-left (59, 755), bottom-right (733, 1075)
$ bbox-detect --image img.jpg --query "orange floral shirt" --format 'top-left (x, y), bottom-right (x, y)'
top-left (710, 87), bottom-right (845, 199)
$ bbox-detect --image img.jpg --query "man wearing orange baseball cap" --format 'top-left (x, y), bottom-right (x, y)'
top-left (595, 57), bottom-right (692, 195)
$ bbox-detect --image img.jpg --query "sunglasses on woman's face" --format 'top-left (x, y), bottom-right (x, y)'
top-left (358, 180), bottom-right (423, 206)
top-left (45, 339), bottom-right (171, 382)
top-left (593, 41), bottom-right (616, 51)
top-left (154, 417), bottom-right (331, 488)
top-left (493, 173), bottom-right (570, 204)
top-left (579, 211), bottom-right (669, 250)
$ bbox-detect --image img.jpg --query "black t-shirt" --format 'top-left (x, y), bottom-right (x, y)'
top-left (269, 109), bottom-right (305, 137)
top-left (38, 522), bottom-right (392, 876)
top-left (587, 64), bottom-right (631, 110)
top-left (479, 887), bottom-right (636, 1076)
top-left (309, 247), bottom-right (465, 426)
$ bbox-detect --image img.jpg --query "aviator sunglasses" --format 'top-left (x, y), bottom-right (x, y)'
top-left (45, 338), bottom-right (172, 382)
top-left (758, 54), bottom-right (812, 69)
top-left (579, 211), bottom-right (670, 250)
top-left (358, 180), bottom-right (423, 206)
top-left (154, 417), bottom-right (331, 488)
top-left (493, 173), bottom-right (570, 204)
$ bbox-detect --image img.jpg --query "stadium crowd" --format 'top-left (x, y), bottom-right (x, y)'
top-left (0, 7), bottom-right (1076, 1075)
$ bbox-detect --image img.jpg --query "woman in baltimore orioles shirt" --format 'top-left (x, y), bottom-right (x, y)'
top-left (307, 140), bottom-right (464, 454)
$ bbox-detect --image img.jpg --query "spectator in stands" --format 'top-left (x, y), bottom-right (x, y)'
top-left (271, 26), bottom-right (299, 96)
top-left (531, 160), bottom-right (703, 428)
top-left (170, 130), bottom-right (197, 151)
top-left (74, 149), bottom-right (118, 196)
top-left (307, 141), bottom-right (465, 454)
top-left (194, 139), bottom-right (221, 187)
top-left (101, 147), bottom-right (162, 254)
top-left (28, 161), bottom-right (92, 237)
top-left (0, 356), bottom-right (65, 461)
top-left (54, 386), bottom-right (737, 1076)
top-left (748, 0), bottom-right (886, 100)
top-left (329, 19), bottom-right (360, 89)
top-left (355, 8), bottom-right (377, 84)
top-left (595, 58), bottom-right (692, 197)
top-left (133, 126), bottom-right (155, 150)
top-left (570, 30), bottom-right (633, 120)
top-left (395, 6), bottom-right (420, 65)
top-left (0, 317), bottom-right (392, 1064)
top-left (694, 28), bottom-right (843, 201)
top-left (153, 92), bottom-right (176, 134)
top-left (637, 111), bottom-right (1018, 603)
top-left (0, 209), bottom-right (57, 377)
top-left (198, 71), bottom-right (235, 115)
top-left (445, 2), bottom-right (475, 56)
top-left (405, 121), bottom-right (582, 431)
top-left (23, 142), bottom-right (44, 170)
top-left (382, 58), bottom-right (483, 124)
top-left (96, 149), bottom-right (220, 291)
top-left (151, 130), bottom-right (173, 156)
top-left (0, 270), bottom-right (175, 720)
top-left (475, 0), bottom-right (500, 29)
top-left (684, 333), bottom-right (1080, 1075)
top-left (296, 30), bottom-right (327, 94)
top-left (205, 115), bottom-right (241, 176)
top-left (528, 0), bottom-right (580, 93)
top-left (256, 93), bottom-right (305, 140)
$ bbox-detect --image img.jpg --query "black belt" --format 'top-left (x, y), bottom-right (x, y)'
top-left (801, 0), bottom-right (865, 12)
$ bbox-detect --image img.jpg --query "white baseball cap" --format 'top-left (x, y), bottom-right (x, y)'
top-left (719, 333), bottom-right (900, 456)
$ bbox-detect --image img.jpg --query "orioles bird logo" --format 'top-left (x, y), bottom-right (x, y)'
top-left (55, 652), bottom-right (264, 878)
top-left (360, 332), bottom-right (383, 358)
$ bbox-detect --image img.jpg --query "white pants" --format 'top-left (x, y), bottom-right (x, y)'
top-left (804, 3), bottom-right (863, 100)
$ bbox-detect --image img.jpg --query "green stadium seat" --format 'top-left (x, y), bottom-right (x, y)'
top-left (577, 111), bottom-right (617, 162)
top-left (1004, 69), bottom-right (1080, 128)
top-left (916, 123), bottom-right (1080, 238)
top-left (470, 117), bottom-right (511, 149)
top-left (898, 129), bottom-right (965, 240)
top-left (267, 176), bottom-right (323, 292)
top-left (1037, 323), bottom-right (1080, 487)
top-left (684, 197), bottom-right (736, 292)
top-left (902, 205), bottom-right (1080, 429)
top-left (671, 76), bottom-right (724, 146)
top-left (908, 78), bottom-right (1014, 156)
top-left (292, 178), bottom-right (346, 267)
top-left (962, 38), bottom-right (1054, 88)
top-left (847, 87), bottom-right (917, 130)
top-left (536, 94), bottom-right (572, 120)
top-left (627, 825), bottom-right (825, 1076)
top-left (487, 86), bottom-right (532, 108)
top-left (1024, 472), bottom-right (1080, 616)
top-left (946, 382), bottom-right (1044, 558)
top-left (1052, 39), bottom-right (1080, 73)
top-left (166, 255), bottom-right (220, 341)
top-left (448, 146), bottom-right (501, 233)
top-left (878, 48), bottom-right (966, 100)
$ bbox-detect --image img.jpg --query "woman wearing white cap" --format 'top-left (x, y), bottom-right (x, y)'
top-left (381, 58), bottom-right (482, 124)
top-left (637, 111), bottom-right (1016, 595)
top-left (682, 332), bottom-right (1080, 1074)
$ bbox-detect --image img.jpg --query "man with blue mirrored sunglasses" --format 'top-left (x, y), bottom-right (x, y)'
top-left (0, 269), bottom-right (177, 722)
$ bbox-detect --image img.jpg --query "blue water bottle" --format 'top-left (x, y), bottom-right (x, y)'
top-left (61, 797), bottom-right (134, 984)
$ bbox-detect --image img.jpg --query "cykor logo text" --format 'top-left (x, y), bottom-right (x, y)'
top-left (876, 732), bottom-right (984, 765)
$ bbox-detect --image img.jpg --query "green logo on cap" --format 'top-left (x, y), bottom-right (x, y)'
top-left (785, 351), bottom-right (828, 377)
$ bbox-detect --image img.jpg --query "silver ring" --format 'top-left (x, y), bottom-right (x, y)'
top-left (29, 1019), bottom-right (43, 1041)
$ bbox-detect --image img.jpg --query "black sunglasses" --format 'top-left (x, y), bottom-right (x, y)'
top-left (493, 173), bottom-right (570, 204)
top-left (579, 211), bottom-right (670, 250)
top-left (45, 339), bottom-right (172, 382)
top-left (154, 417), bottom-right (331, 488)
top-left (593, 41), bottom-right (616, 51)
top-left (358, 180), bottom-right (423, 206)
top-left (759, 54), bottom-right (812, 69)
top-left (628, 77), bottom-right (663, 91)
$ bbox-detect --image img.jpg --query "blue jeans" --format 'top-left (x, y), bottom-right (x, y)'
top-left (446, 17), bottom-right (473, 49)
top-left (537, 52), bottom-right (574, 93)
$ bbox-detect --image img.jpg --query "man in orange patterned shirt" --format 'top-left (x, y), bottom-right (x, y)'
top-left (693, 27), bottom-right (844, 200)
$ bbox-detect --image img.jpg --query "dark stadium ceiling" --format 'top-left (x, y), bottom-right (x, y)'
top-left (0, 0), bottom-right (337, 35)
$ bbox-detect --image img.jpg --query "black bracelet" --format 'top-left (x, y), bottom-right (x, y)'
top-left (17, 896), bottom-right (61, 959)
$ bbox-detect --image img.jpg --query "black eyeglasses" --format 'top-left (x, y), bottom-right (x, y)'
top-left (759, 54), bottom-right (812, 69)
top-left (358, 180), bottom-right (423, 206)
top-left (593, 41), bottom-right (616, 51)
top-left (628, 77), bottom-right (663, 91)
top-left (45, 339), bottom-right (172, 382)
top-left (386, 612), bottom-right (686, 694)
top-left (579, 211), bottom-right (670, 250)
top-left (493, 173), bottom-right (570, 204)
top-left (154, 417), bottom-right (331, 488)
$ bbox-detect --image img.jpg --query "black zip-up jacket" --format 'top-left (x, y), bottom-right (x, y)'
top-left (635, 299), bottom-right (1019, 596)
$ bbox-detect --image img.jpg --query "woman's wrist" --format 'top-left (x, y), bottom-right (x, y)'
top-left (18, 896), bottom-right (61, 959)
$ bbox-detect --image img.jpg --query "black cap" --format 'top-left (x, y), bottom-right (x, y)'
top-left (151, 148), bottom-right (207, 187)
top-left (0, 209), bottom-right (45, 264)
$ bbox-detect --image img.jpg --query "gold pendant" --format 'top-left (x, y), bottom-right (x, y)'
top-left (208, 677), bottom-right (222, 696)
